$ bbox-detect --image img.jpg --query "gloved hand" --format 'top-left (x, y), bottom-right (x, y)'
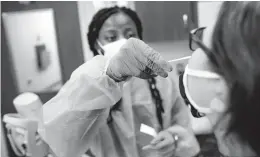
top-left (106, 38), bottom-right (173, 82)
top-left (143, 130), bottom-right (176, 157)
top-left (143, 125), bottom-right (200, 157)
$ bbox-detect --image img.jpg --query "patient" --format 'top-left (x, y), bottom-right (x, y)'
top-left (179, 1), bottom-right (259, 156)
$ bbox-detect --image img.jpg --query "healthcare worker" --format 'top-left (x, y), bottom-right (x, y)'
top-left (179, 1), bottom-right (259, 156)
top-left (38, 6), bottom-right (199, 157)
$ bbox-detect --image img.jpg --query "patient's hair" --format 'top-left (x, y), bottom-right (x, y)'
top-left (210, 1), bottom-right (260, 155)
top-left (87, 6), bottom-right (143, 56)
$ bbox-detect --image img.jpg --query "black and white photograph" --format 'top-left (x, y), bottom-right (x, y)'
top-left (1, 1), bottom-right (260, 157)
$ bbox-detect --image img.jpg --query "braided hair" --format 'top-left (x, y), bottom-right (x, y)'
top-left (87, 6), bottom-right (164, 129)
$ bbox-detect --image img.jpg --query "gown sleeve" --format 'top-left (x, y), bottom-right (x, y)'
top-left (37, 56), bottom-right (124, 157)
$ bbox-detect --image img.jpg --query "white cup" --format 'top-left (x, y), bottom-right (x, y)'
top-left (13, 92), bottom-right (43, 121)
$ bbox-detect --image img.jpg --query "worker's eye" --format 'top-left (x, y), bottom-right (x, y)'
top-left (105, 35), bottom-right (117, 43)
top-left (125, 31), bottom-right (137, 39)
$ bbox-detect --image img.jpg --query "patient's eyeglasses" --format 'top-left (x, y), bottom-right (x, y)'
top-left (189, 27), bottom-right (205, 51)
top-left (189, 27), bottom-right (214, 59)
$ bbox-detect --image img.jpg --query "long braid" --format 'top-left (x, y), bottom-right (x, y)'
top-left (87, 6), bottom-right (164, 128)
top-left (147, 78), bottom-right (165, 130)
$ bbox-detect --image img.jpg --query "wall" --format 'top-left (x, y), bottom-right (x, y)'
top-left (1, 2), bottom-right (84, 156)
top-left (135, 1), bottom-right (197, 42)
top-left (197, 1), bottom-right (223, 27)
top-left (77, 1), bottom-right (96, 61)
top-left (1, 1), bottom-right (84, 110)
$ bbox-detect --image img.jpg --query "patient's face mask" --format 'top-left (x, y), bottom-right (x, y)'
top-left (179, 65), bottom-right (227, 117)
top-left (97, 39), bottom-right (127, 59)
top-left (180, 23), bottom-right (228, 118)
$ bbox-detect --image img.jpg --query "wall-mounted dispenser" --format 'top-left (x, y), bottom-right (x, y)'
top-left (2, 8), bottom-right (63, 93)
